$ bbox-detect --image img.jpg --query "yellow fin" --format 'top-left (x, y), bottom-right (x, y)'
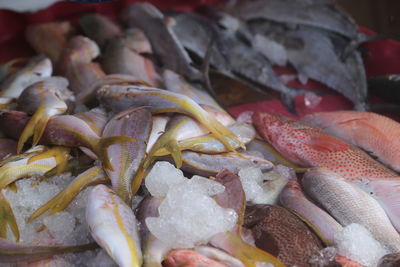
top-left (28, 146), bottom-right (70, 175)
top-left (17, 105), bottom-right (49, 153)
top-left (224, 232), bottom-right (284, 267)
top-left (0, 193), bottom-right (19, 241)
top-left (28, 166), bottom-right (107, 222)
top-left (98, 136), bottom-right (137, 171)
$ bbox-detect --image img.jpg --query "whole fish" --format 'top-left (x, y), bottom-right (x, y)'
top-left (25, 22), bottom-right (74, 64)
top-left (120, 2), bottom-right (202, 81)
top-left (253, 112), bottom-right (400, 231)
top-left (16, 77), bottom-right (72, 152)
top-left (102, 38), bottom-right (161, 87)
top-left (303, 111), bottom-right (400, 172)
top-left (243, 204), bottom-right (324, 267)
top-left (0, 55), bottom-right (52, 98)
top-left (137, 196), bottom-right (172, 267)
top-left (178, 151), bottom-right (273, 177)
top-left (86, 184), bottom-right (142, 267)
top-left (280, 177), bottom-right (343, 246)
top-left (102, 107), bottom-right (151, 203)
top-left (303, 168), bottom-right (400, 253)
top-left (97, 83), bottom-right (243, 153)
top-left (80, 14), bottom-right (123, 48)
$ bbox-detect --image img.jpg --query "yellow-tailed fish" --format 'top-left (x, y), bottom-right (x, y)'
top-left (86, 184), bottom-right (142, 267)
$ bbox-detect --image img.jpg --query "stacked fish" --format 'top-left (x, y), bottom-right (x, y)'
top-left (0, 1), bottom-right (397, 267)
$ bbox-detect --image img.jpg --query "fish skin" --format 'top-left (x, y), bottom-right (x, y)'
top-left (194, 246), bottom-right (244, 267)
top-left (177, 151), bottom-right (273, 177)
top-left (146, 115), bottom-right (170, 153)
top-left (74, 108), bottom-right (108, 136)
top-left (0, 56), bottom-right (52, 98)
top-left (125, 28), bottom-right (153, 54)
top-left (102, 38), bottom-right (161, 87)
top-left (63, 61), bottom-right (105, 94)
top-left (137, 196), bottom-right (172, 267)
top-left (25, 22), bottom-right (74, 64)
top-left (163, 249), bottom-right (227, 267)
top-left (252, 112), bottom-right (397, 180)
top-left (303, 111), bottom-right (400, 172)
top-left (243, 204), bottom-right (323, 267)
top-left (120, 2), bottom-right (202, 81)
top-left (80, 14), bottom-right (123, 48)
top-left (86, 184), bottom-right (142, 267)
top-left (102, 107), bottom-right (152, 203)
top-left (377, 253), bottom-right (400, 267)
top-left (0, 139), bottom-right (17, 161)
top-left (303, 168), bottom-right (400, 253)
top-left (279, 177), bottom-right (343, 246)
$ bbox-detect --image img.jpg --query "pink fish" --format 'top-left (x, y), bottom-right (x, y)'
top-left (303, 110), bottom-right (400, 172)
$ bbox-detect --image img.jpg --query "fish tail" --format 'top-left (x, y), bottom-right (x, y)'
top-left (28, 166), bottom-right (106, 222)
top-left (0, 192), bottom-right (19, 241)
top-left (28, 146), bottom-right (70, 175)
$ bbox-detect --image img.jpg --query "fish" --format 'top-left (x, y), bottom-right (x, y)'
top-left (194, 246), bottom-right (245, 267)
top-left (125, 28), bottom-right (153, 55)
top-left (163, 249), bottom-right (227, 267)
top-left (146, 115), bottom-right (170, 153)
top-left (97, 83), bottom-right (243, 153)
top-left (80, 14), bottom-right (123, 48)
top-left (25, 22), bottom-right (74, 64)
top-left (0, 138), bottom-right (17, 161)
top-left (16, 77), bottom-right (72, 153)
top-left (137, 196), bottom-right (172, 267)
top-left (253, 112), bottom-right (400, 231)
top-left (120, 2), bottom-right (202, 81)
top-left (0, 237), bottom-right (95, 263)
top-left (279, 177), bottom-right (343, 246)
top-left (243, 204), bottom-right (324, 267)
top-left (28, 166), bottom-right (107, 222)
top-left (303, 168), bottom-right (400, 253)
top-left (86, 184), bottom-right (142, 267)
top-left (102, 106), bottom-right (151, 203)
top-left (0, 57), bottom-right (30, 83)
top-left (177, 151), bottom-right (273, 177)
top-left (210, 169), bottom-right (284, 267)
top-left (303, 110), bottom-right (400, 172)
top-left (102, 38), bottom-right (161, 87)
top-left (0, 55), bottom-right (52, 98)
top-left (250, 23), bottom-right (367, 110)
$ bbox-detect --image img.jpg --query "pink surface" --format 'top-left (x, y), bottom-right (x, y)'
top-left (0, 0), bottom-right (399, 118)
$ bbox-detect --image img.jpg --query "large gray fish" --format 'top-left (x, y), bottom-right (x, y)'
top-left (250, 22), bottom-right (367, 110)
top-left (120, 2), bottom-right (202, 81)
top-left (303, 168), bottom-right (400, 253)
top-left (102, 107), bottom-right (152, 203)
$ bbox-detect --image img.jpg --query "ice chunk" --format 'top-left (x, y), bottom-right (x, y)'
top-left (145, 162), bottom-right (237, 249)
top-left (304, 92), bottom-right (322, 108)
top-left (236, 111), bottom-right (254, 124)
top-left (309, 247), bottom-right (337, 267)
top-left (334, 223), bottom-right (388, 267)
top-left (43, 211), bottom-right (76, 243)
top-left (238, 167), bottom-right (289, 205)
top-left (145, 161), bottom-right (186, 197)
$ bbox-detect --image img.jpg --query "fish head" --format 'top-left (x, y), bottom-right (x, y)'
top-left (253, 112), bottom-right (349, 166)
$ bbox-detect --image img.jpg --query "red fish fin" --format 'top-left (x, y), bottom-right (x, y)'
top-left (306, 135), bottom-right (349, 153)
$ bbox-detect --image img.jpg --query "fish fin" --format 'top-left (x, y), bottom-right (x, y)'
top-left (307, 135), bottom-right (349, 153)
top-left (28, 147), bottom-right (70, 175)
top-left (98, 136), bottom-right (137, 171)
top-left (17, 105), bottom-right (50, 153)
top-left (223, 232), bottom-right (284, 267)
top-left (28, 166), bottom-right (106, 222)
top-left (280, 92), bottom-right (297, 115)
top-left (0, 193), bottom-right (19, 241)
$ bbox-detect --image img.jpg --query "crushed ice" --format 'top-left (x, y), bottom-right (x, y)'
top-left (334, 223), bottom-right (388, 267)
top-left (145, 161), bottom-right (237, 249)
top-left (3, 174), bottom-right (117, 266)
top-left (238, 166), bottom-right (289, 204)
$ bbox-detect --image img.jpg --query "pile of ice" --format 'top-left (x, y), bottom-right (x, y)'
top-left (334, 223), bottom-right (388, 267)
top-left (3, 174), bottom-right (116, 266)
top-left (145, 161), bottom-right (238, 249)
top-left (238, 166), bottom-right (289, 204)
